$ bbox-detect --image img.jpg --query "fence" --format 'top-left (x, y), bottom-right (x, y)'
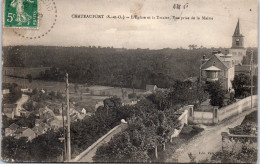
top-left (72, 121), bottom-right (127, 162)
top-left (188, 95), bottom-right (258, 125)
top-left (221, 132), bottom-right (257, 153)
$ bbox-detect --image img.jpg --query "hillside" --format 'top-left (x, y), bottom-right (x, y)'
top-left (3, 46), bottom-right (256, 89)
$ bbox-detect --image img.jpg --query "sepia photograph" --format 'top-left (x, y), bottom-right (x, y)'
top-left (1, 0), bottom-right (258, 163)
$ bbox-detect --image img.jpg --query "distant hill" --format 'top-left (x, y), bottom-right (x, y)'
top-left (3, 46), bottom-right (256, 89)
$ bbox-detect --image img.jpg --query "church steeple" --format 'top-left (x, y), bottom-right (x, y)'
top-left (233, 19), bottom-right (243, 37)
top-left (232, 18), bottom-right (244, 48)
top-left (230, 18), bottom-right (247, 65)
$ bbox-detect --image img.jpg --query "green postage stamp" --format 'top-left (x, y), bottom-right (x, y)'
top-left (4, 0), bottom-right (38, 28)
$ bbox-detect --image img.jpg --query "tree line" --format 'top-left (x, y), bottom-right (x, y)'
top-left (3, 46), bottom-right (215, 88)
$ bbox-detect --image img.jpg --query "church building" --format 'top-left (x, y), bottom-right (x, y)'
top-left (229, 19), bottom-right (247, 65)
top-left (199, 19), bottom-right (250, 91)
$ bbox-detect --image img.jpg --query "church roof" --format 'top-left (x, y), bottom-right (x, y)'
top-left (233, 19), bottom-right (244, 37)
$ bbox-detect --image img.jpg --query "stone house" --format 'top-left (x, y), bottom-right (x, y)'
top-left (200, 52), bottom-right (235, 91)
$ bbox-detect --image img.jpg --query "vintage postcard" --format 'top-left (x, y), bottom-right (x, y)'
top-left (1, 0), bottom-right (258, 163)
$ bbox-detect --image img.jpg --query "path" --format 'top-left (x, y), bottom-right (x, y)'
top-left (167, 107), bottom-right (257, 163)
top-left (16, 94), bottom-right (29, 109)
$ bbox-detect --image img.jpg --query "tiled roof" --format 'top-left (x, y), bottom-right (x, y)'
top-left (214, 54), bottom-right (232, 69)
top-left (9, 123), bottom-right (19, 131)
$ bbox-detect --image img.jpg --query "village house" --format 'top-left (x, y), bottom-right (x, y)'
top-left (21, 88), bottom-right (33, 94)
top-left (200, 51), bottom-right (235, 91)
top-left (235, 64), bottom-right (258, 76)
top-left (49, 119), bottom-right (63, 131)
top-left (20, 109), bottom-right (30, 118)
top-left (81, 108), bottom-right (86, 114)
top-left (2, 104), bottom-right (17, 119)
top-left (15, 127), bottom-right (36, 141)
top-left (2, 89), bottom-right (10, 95)
top-left (38, 107), bottom-right (55, 120)
top-left (5, 123), bottom-right (19, 137)
top-left (146, 84), bottom-right (158, 92)
top-left (32, 126), bottom-right (45, 136)
top-left (95, 101), bottom-right (104, 109)
top-left (35, 119), bottom-right (43, 126)
top-left (199, 20), bottom-right (250, 91)
top-left (32, 122), bottom-right (50, 136)
top-left (21, 128), bottom-right (36, 141)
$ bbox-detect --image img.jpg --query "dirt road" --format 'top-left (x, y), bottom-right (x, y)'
top-left (167, 107), bottom-right (257, 163)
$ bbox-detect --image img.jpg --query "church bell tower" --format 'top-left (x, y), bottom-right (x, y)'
top-left (229, 19), bottom-right (247, 65)
top-left (231, 19), bottom-right (244, 49)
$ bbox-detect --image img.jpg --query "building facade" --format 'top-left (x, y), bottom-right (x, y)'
top-left (200, 52), bottom-right (235, 91)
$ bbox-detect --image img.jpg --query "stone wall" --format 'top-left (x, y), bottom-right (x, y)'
top-left (188, 95), bottom-right (258, 125)
top-left (170, 109), bottom-right (188, 141)
top-left (72, 121), bottom-right (127, 162)
top-left (218, 95), bottom-right (258, 122)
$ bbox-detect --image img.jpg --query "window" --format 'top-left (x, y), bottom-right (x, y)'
top-left (206, 71), bottom-right (218, 79)
top-left (236, 38), bottom-right (239, 46)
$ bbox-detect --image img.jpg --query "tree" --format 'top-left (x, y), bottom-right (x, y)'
top-left (206, 81), bottom-right (225, 107)
top-left (26, 74), bottom-right (33, 83)
top-left (2, 83), bottom-right (22, 104)
top-left (29, 130), bottom-right (63, 162)
top-left (2, 137), bottom-right (30, 162)
top-left (232, 74), bottom-right (251, 98)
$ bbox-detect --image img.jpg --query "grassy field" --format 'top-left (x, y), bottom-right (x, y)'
top-left (4, 76), bottom-right (146, 112)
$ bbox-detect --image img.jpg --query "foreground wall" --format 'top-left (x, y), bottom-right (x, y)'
top-left (189, 95), bottom-right (258, 125)
top-left (170, 109), bottom-right (188, 141)
top-left (72, 122), bottom-right (127, 162)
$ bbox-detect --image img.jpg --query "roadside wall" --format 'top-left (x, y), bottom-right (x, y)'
top-left (188, 95), bottom-right (258, 125)
top-left (218, 95), bottom-right (258, 121)
top-left (170, 109), bottom-right (188, 141)
top-left (72, 122), bottom-right (127, 162)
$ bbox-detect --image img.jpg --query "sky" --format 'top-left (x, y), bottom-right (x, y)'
top-left (2, 0), bottom-right (258, 49)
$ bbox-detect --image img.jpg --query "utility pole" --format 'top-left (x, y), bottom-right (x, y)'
top-left (62, 104), bottom-right (66, 161)
top-left (65, 73), bottom-right (71, 161)
top-left (250, 50), bottom-right (253, 109)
